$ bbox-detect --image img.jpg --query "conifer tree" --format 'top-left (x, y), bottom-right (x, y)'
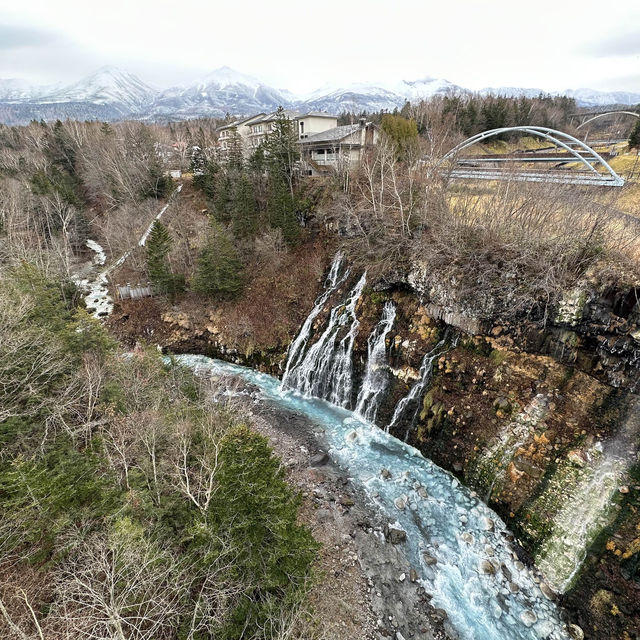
top-left (192, 220), bottom-right (244, 299)
top-left (232, 173), bottom-right (259, 239)
top-left (629, 119), bottom-right (640, 150)
top-left (145, 221), bottom-right (184, 300)
top-left (264, 107), bottom-right (301, 245)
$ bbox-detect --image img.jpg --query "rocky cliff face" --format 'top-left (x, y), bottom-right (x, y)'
top-left (108, 260), bottom-right (639, 639)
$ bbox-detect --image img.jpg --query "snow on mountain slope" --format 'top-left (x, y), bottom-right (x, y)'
top-left (37, 66), bottom-right (157, 112)
top-left (1, 64), bottom-right (638, 124)
top-left (564, 88), bottom-right (640, 107)
top-left (153, 66), bottom-right (292, 117)
top-left (0, 78), bottom-right (58, 102)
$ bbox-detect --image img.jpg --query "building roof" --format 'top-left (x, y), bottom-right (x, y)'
top-left (217, 113), bottom-right (265, 131)
top-left (299, 124), bottom-right (361, 144)
top-left (299, 111), bottom-right (338, 119)
top-left (251, 109), bottom-right (303, 124)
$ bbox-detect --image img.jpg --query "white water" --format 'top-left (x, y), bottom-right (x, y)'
top-left (282, 272), bottom-right (367, 408)
top-left (72, 239), bottom-right (113, 318)
top-left (354, 301), bottom-right (397, 424)
top-left (536, 404), bottom-right (639, 592)
top-left (281, 252), bottom-right (347, 387)
top-left (387, 338), bottom-right (448, 439)
top-left (171, 354), bottom-right (572, 640)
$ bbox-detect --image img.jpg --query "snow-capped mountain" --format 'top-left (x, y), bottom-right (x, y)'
top-left (0, 65), bottom-right (638, 125)
top-left (151, 66), bottom-right (293, 119)
top-left (37, 66), bottom-right (157, 112)
top-left (563, 88), bottom-right (640, 108)
top-left (479, 87), bottom-right (548, 99)
top-left (300, 82), bottom-right (406, 113)
top-left (478, 86), bottom-right (640, 107)
top-left (0, 78), bottom-right (58, 102)
top-left (300, 76), bottom-right (462, 113)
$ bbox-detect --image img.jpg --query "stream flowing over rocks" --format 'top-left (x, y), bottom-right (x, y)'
top-left (172, 354), bottom-right (574, 640)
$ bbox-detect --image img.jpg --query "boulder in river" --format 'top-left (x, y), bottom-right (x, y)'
top-left (386, 525), bottom-right (407, 544)
top-left (310, 452), bottom-right (329, 467)
top-left (520, 610), bottom-right (537, 627)
top-left (479, 560), bottom-right (497, 575)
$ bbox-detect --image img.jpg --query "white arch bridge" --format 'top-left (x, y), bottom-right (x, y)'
top-left (572, 110), bottom-right (640, 130)
top-left (441, 126), bottom-right (625, 187)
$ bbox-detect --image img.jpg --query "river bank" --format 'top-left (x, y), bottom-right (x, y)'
top-left (208, 378), bottom-right (453, 640)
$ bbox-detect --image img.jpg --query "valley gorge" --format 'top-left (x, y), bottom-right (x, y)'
top-left (109, 241), bottom-right (640, 640)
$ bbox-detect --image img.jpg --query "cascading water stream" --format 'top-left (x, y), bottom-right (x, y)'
top-left (281, 252), bottom-right (347, 387)
top-left (282, 272), bottom-right (366, 408)
top-left (354, 301), bottom-right (397, 424)
top-left (535, 402), bottom-right (639, 592)
top-left (386, 336), bottom-right (452, 440)
top-left (170, 354), bottom-right (573, 640)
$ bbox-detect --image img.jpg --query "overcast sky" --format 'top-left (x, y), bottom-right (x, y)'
top-left (1, 0), bottom-right (639, 95)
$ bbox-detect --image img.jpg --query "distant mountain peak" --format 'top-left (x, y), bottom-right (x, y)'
top-left (1, 64), bottom-right (638, 125)
top-left (198, 66), bottom-right (264, 90)
top-left (37, 66), bottom-right (157, 111)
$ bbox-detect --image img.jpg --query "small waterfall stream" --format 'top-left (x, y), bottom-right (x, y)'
top-left (354, 301), bottom-right (396, 424)
top-left (281, 272), bottom-right (366, 408)
top-left (386, 337), bottom-right (450, 440)
top-left (535, 402), bottom-right (639, 592)
top-left (281, 252), bottom-right (347, 386)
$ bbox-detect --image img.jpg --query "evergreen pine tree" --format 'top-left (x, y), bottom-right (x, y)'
top-left (145, 221), bottom-right (184, 300)
top-left (192, 220), bottom-right (244, 299)
top-left (264, 107), bottom-right (301, 245)
top-left (267, 174), bottom-right (299, 246)
top-left (232, 173), bottom-right (259, 239)
top-left (629, 119), bottom-right (640, 150)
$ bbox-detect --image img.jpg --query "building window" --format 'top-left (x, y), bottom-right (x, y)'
top-left (299, 121), bottom-right (304, 134)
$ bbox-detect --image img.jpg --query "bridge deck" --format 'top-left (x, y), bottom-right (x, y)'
top-left (449, 168), bottom-right (624, 187)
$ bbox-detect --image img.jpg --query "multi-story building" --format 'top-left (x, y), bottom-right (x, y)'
top-left (216, 110), bottom-right (378, 174)
top-left (298, 118), bottom-right (379, 176)
top-left (217, 113), bottom-right (265, 158)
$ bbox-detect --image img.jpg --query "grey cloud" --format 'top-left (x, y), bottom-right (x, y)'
top-left (585, 31), bottom-right (640, 57)
top-left (0, 24), bottom-right (62, 50)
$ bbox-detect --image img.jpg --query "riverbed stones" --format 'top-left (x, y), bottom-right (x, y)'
top-left (310, 452), bottom-right (329, 467)
top-left (508, 581), bottom-right (519, 594)
top-left (566, 623), bottom-right (584, 639)
top-left (534, 620), bottom-right (555, 638)
top-left (394, 496), bottom-right (407, 510)
top-left (482, 517), bottom-right (495, 531)
top-left (381, 468), bottom-right (392, 479)
top-left (539, 582), bottom-right (556, 600)
top-left (520, 610), bottom-right (537, 627)
top-left (461, 532), bottom-right (474, 544)
top-left (345, 430), bottom-right (358, 443)
top-left (417, 486), bottom-right (428, 498)
top-left (386, 526), bottom-right (407, 544)
top-left (479, 560), bottom-right (497, 575)
top-left (422, 552), bottom-right (438, 566)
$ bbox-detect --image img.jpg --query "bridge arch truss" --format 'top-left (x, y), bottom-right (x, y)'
top-left (441, 126), bottom-right (625, 187)
top-left (575, 111), bottom-right (640, 130)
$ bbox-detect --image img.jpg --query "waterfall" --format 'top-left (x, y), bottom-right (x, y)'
top-left (281, 252), bottom-right (347, 388)
top-left (172, 354), bottom-right (575, 640)
top-left (283, 272), bottom-right (366, 408)
top-left (535, 401), bottom-right (639, 592)
top-left (387, 337), bottom-right (451, 440)
top-left (354, 301), bottom-right (397, 424)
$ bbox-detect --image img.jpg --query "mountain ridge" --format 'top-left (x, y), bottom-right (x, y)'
top-left (1, 65), bottom-right (639, 125)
